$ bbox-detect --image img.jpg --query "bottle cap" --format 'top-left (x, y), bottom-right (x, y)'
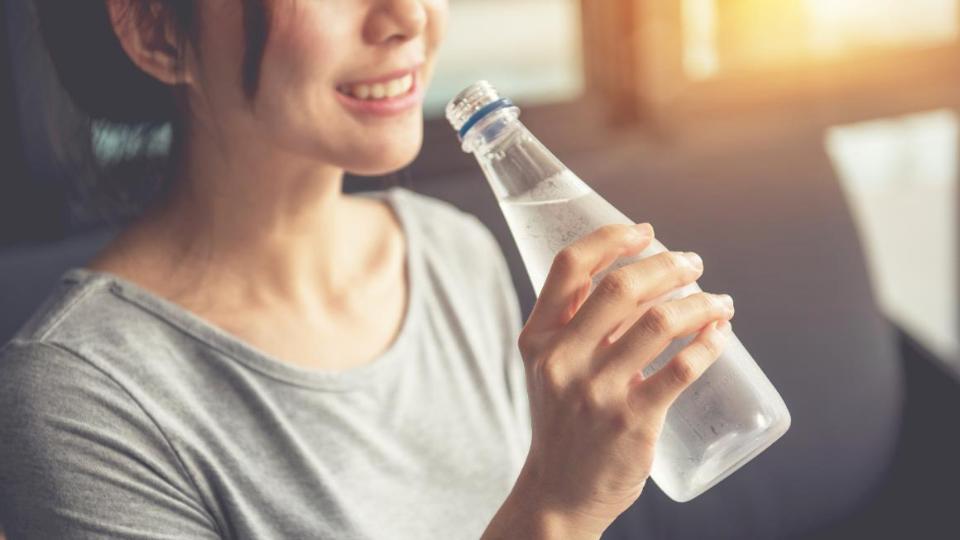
top-left (446, 81), bottom-right (514, 140)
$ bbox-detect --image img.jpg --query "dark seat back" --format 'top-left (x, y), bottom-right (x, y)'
top-left (0, 230), bottom-right (114, 343)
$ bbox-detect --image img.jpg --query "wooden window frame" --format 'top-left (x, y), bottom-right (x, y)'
top-left (580, 0), bottom-right (960, 130)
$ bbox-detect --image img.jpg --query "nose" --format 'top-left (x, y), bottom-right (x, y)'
top-left (364, 0), bottom-right (428, 45)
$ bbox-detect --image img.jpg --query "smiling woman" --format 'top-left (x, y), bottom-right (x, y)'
top-left (0, 1), bottom-right (534, 537)
top-left (0, 1), bottom-right (736, 538)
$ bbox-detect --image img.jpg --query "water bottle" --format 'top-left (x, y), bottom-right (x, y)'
top-left (445, 81), bottom-right (791, 502)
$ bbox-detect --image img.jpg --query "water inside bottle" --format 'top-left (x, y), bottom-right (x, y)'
top-left (498, 170), bottom-right (639, 294)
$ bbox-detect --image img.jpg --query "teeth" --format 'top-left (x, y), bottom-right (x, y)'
top-left (386, 78), bottom-right (403, 96)
top-left (354, 84), bottom-right (370, 100)
top-left (342, 73), bottom-right (414, 101)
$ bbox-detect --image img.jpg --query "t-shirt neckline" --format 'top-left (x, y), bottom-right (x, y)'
top-left (62, 186), bottom-right (423, 392)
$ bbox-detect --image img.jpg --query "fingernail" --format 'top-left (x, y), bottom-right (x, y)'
top-left (630, 223), bottom-right (653, 242)
top-left (717, 319), bottom-right (732, 334)
top-left (683, 252), bottom-right (703, 271)
top-left (718, 294), bottom-right (735, 315)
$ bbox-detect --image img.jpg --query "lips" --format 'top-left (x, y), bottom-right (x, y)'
top-left (337, 72), bottom-right (415, 101)
top-left (334, 65), bottom-right (425, 117)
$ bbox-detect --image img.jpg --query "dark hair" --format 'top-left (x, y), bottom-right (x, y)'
top-left (30, 0), bottom-right (272, 224)
top-left (35, 0), bottom-right (270, 122)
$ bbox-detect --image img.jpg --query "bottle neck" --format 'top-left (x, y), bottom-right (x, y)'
top-left (460, 106), bottom-right (522, 153)
top-left (461, 108), bottom-right (567, 200)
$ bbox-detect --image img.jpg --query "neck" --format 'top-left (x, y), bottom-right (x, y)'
top-left (129, 117), bottom-right (379, 310)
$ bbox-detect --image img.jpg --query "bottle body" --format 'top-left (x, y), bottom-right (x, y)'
top-left (447, 82), bottom-right (791, 502)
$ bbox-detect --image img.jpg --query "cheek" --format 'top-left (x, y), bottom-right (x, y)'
top-left (263, 7), bottom-right (341, 94)
top-left (252, 5), bottom-right (352, 140)
top-left (428, 0), bottom-right (450, 44)
top-left (241, 1), bottom-right (435, 172)
top-left (422, 1), bottom-right (450, 82)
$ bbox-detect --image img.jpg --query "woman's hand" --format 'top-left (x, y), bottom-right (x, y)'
top-left (483, 223), bottom-right (734, 540)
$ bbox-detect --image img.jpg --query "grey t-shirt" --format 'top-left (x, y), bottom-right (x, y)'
top-left (0, 187), bottom-right (532, 539)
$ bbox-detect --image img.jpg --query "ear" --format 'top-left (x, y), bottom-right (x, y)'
top-left (105, 0), bottom-right (195, 86)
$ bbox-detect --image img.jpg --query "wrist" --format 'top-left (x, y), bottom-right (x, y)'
top-left (483, 463), bottom-right (607, 540)
top-left (533, 507), bottom-right (606, 540)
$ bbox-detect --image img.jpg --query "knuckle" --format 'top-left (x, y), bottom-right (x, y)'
top-left (701, 331), bottom-right (726, 359)
top-left (694, 292), bottom-right (720, 313)
top-left (696, 338), bottom-right (720, 361)
top-left (658, 252), bottom-right (687, 275)
top-left (599, 223), bottom-right (630, 240)
top-left (538, 356), bottom-right (566, 393)
top-left (597, 223), bottom-right (634, 244)
top-left (574, 379), bottom-right (606, 415)
top-left (643, 304), bottom-right (676, 335)
top-left (599, 269), bottom-right (640, 299)
top-left (668, 355), bottom-right (700, 387)
top-left (554, 246), bottom-right (583, 274)
top-left (517, 329), bottom-right (538, 359)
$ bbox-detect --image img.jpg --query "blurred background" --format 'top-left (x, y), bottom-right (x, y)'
top-left (2, 0), bottom-right (960, 539)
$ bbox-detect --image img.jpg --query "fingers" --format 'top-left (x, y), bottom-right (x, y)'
top-left (565, 251), bottom-right (704, 348)
top-left (629, 319), bottom-right (732, 413)
top-left (525, 224), bottom-right (655, 335)
top-left (595, 292), bottom-right (735, 382)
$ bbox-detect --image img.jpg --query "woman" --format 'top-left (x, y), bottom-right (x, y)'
top-left (0, 1), bottom-right (735, 538)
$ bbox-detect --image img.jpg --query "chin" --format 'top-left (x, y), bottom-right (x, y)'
top-left (342, 135), bottom-right (424, 177)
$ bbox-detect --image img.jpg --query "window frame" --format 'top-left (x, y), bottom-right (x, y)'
top-left (579, 0), bottom-right (960, 129)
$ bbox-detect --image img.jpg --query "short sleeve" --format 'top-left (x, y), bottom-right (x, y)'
top-left (0, 341), bottom-right (220, 539)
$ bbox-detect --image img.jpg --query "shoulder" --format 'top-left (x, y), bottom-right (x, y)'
top-left (0, 339), bottom-right (96, 404)
top-left (4, 270), bottom-right (213, 394)
top-left (0, 338), bottom-right (133, 436)
top-left (10, 269), bottom-right (162, 349)
top-left (0, 336), bottom-right (175, 479)
top-left (0, 338), bottom-right (219, 538)
top-left (0, 276), bottom-right (166, 425)
top-left (0, 277), bottom-right (216, 485)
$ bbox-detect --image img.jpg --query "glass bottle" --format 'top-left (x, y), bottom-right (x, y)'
top-left (446, 81), bottom-right (791, 502)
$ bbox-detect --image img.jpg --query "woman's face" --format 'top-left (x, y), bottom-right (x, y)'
top-left (188, 0), bottom-right (448, 176)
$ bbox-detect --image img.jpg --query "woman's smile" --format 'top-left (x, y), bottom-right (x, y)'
top-left (334, 63), bottom-right (425, 117)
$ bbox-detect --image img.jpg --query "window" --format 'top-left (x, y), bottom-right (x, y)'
top-left (683, 0), bottom-right (959, 79)
top-left (826, 110), bottom-right (959, 360)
